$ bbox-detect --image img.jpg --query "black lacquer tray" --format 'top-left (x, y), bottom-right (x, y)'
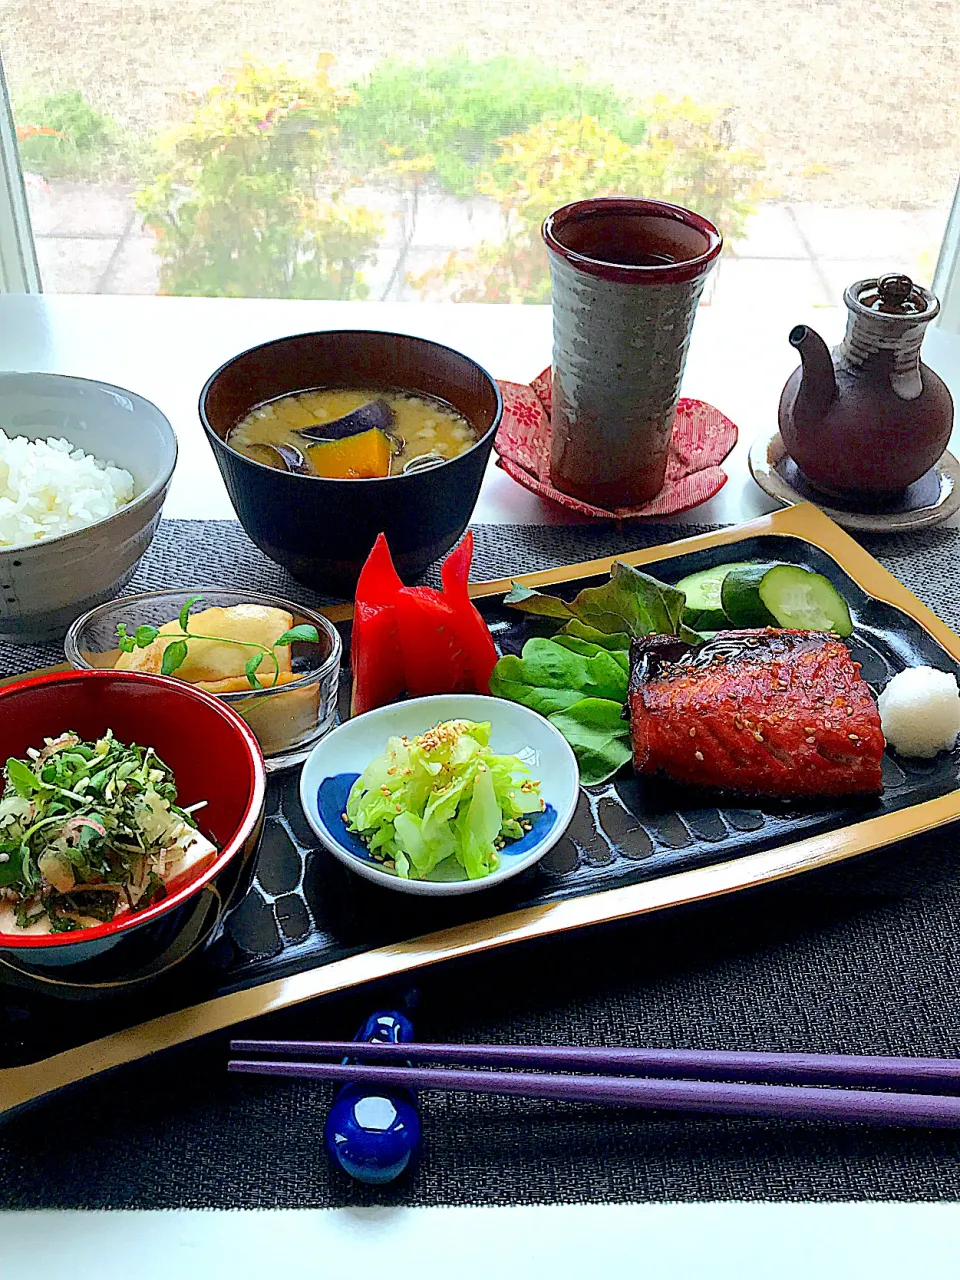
top-left (4, 503), bottom-right (960, 1116)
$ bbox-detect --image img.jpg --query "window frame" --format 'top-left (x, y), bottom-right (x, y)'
top-left (0, 54), bottom-right (41, 293)
top-left (933, 182), bottom-right (960, 335)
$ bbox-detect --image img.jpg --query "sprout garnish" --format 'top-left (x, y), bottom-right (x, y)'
top-left (116, 596), bottom-right (320, 690)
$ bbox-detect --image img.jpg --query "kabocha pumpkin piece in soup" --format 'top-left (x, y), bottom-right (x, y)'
top-left (228, 388), bottom-right (476, 477)
top-left (307, 428), bottom-right (393, 480)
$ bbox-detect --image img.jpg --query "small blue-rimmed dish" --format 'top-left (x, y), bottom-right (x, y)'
top-left (299, 694), bottom-right (579, 896)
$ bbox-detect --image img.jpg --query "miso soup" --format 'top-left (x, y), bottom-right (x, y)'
top-left (229, 387), bottom-right (477, 479)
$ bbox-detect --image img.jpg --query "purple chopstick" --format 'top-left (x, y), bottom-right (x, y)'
top-left (226, 1058), bottom-right (960, 1128)
top-left (228, 1039), bottom-right (960, 1094)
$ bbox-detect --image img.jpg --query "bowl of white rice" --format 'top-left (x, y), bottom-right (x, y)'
top-left (0, 372), bottom-right (177, 644)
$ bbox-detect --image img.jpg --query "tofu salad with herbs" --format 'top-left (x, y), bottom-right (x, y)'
top-left (0, 731), bottom-right (216, 935)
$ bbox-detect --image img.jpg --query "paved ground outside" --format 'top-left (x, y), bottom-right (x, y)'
top-left (24, 177), bottom-right (950, 310)
top-left (6, 1), bottom-right (956, 307)
top-left (3, 0), bottom-right (959, 207)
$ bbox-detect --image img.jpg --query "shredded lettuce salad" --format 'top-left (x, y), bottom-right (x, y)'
top-left (345, 719), bottom-right (544, 881)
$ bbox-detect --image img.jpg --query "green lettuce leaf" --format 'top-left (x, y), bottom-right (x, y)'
top-left (493, 637), bottom-right (628, 703)
top-left (489, 637), bottom-right (633, 784)
top-left (488, 660), bottom-right (587, 717)
top-left (504, 561), bottom-right (695, 641)
top-left (552, 634), bottom-right (630, 673)
top-left (559, 619), bottom-right (631, 650)
top-left (548, 698), bottom-right (633, 786)
top-left (501, 581), bottom-right (574, 620)
top-left (567, 561), bottom-right (687, 638)
top-left (494, 562), bottom-right (708, 784)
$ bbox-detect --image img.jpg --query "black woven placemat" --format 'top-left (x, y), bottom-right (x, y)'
top-left (6, 516), bottom-right (958, 673)
top-left (4, 517), bottom-right (960, 1207)
top-left (0, 518), bottom-right (729, 678)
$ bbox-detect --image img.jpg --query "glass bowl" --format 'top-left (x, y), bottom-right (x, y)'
top-left (64, 588), bottom-right (341, 772)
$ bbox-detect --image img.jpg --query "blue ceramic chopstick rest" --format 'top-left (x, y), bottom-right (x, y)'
top-left (323, 1010), bottom-right (422, 1184)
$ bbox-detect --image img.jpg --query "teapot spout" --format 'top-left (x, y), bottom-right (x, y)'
top-left (789, 324), bottom-right (837, 424)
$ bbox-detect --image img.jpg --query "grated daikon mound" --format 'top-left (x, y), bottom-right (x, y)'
top-left (0, 430), bottom-right (135, 549)
top-left (877, 666), bottom-right (960, 759)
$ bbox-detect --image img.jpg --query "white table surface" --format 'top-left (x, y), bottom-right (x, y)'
top-left (4, 293), bottom-right (957, 529)
top-left (4, 1203), bottom-right (960, 1279)
top-left (3, 294), bottom-right (960, 1278)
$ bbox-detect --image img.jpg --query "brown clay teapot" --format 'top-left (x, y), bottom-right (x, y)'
top-left (778, 274), bottom-right (953, 498)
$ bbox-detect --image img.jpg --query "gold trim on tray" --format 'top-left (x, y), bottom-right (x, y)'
top-left (3, 502), bottom-right (960, 1116)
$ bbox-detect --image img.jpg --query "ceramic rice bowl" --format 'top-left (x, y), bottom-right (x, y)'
top-left (0, 372), bottom-right (177, 644)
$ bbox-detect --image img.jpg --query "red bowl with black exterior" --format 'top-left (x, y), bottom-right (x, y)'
top-left (199, 330), bottom-right (503, 595)
top-left (0, 670), bottom-right (266, 990)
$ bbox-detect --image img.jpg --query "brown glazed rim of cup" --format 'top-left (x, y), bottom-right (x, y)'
top-left (542, 197), bottom-right (723, 286)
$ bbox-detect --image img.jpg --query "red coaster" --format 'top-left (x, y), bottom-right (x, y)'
top-left (495, 368), bottom-right (738, 519)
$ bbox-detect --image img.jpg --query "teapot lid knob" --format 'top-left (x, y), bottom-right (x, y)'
top-left (851, 272), bottom-right (932, 317)
top-left (877, 273), bottom-right (915, 309)
top-left (846, 274), bottom-right (939, 321)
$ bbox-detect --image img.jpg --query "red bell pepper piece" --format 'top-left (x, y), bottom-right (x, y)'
top-left (350, 533), bottom-right (405, 715)
top-left (355, 531), bottom-right (404, 605)
top-left (439, 531), bottom-right (498, 692)
top-left (351, 600), bottom-right (405, 716)
top-left (350, 530), bottom-right (498, 714)
top-left (395, 585), bottom-right (474, 698)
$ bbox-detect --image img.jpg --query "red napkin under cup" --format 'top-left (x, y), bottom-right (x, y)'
top-left (495, 369), bottom-right (738, 519)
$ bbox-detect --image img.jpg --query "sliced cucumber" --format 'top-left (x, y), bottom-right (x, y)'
top-left (761, 564), bottom-right (854, 636)
top-left (676, 561), bottom-right (754, 630)
top-left (721, 563), bottom-right (853, 637)
top-left (720, 563), bottom-right (780, 627)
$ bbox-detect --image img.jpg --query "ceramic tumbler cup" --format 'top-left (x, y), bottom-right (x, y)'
top-left (543, 198), bottom-right (722, 507)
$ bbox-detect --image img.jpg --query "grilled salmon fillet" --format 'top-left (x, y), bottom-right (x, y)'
top-left (628, 629), bottom-right (885, 797)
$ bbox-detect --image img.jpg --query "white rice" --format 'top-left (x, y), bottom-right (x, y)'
top-left (0, 430), bottom-right (135, 549)
top-left (877, 665), bottom-right (960, 758)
